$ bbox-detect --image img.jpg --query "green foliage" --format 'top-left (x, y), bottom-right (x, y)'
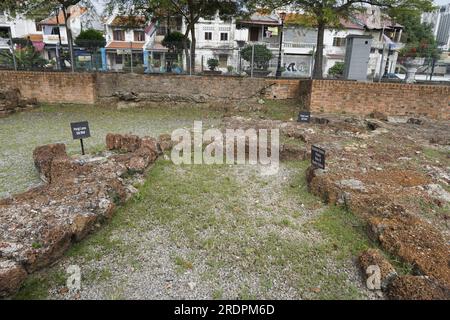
top-left (74, 29), bottom-right (106, 51)
top-left (207, 58), bottom-right (219, 71)
top-left (241, 44), bottom-right (273, 70)
top-left (0, 45), bottom-right (47, 69)
top-left (328, 62), bottom-right (344, 77)
top-left (162, 31), bottom-right (189, 53)
top-left (392, 10), bottom-right (440, 60)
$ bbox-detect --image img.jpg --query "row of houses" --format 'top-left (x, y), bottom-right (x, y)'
top-left (0, 5), bottom-right (403, 78)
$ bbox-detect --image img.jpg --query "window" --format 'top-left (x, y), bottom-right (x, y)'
top-left (50, 27), bottom-right (60, 35)
top-left (332, 37), bottom-right (346, 47)
top-left (220, 32), bottom-right (228, 41)
top-left (134, 31), bottom-right (145, 41)
top-left (35, 23), bottom-right (42, 32)
top-left (218, 54), bottom-right (228, 68)
top-left (156, 26), bottom-right (167, 36)
top-left (113, 30), bottom-right (125, 41)
top-left (205, 32), bottom-right (212, 40)
top-left (115, 53), bottom-right (123, 64)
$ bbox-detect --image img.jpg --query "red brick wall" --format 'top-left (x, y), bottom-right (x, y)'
top-left (1, 71), bottom-right (447, 120)
top-left (264, 79), bottom-right (302, 99)
top-left (301, 80), bottom-right (450, 120)
top-left (0, 71), bottom-right (96, 104)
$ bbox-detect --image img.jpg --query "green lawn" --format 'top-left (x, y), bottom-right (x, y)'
top-left (0, 104), bottom-right (222, 197)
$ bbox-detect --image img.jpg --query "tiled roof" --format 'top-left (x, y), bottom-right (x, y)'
top-left (146, 43), bottom-right (168, 52)
top-left (110, 16), bottom-right (146, 28)
top-left (40, 6), bottom-right (87, 25)
top-left (238, 13), bottom-right (280, 26)
top-left (105, 41), bottom-right (144, 50)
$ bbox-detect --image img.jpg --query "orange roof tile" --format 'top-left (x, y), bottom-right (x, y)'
top-left (110, 16), bottom-right (146, 28)
top-left (40, 6), bottom-right (87, 25)
top-left (105, 41), bottom-right (144, 50)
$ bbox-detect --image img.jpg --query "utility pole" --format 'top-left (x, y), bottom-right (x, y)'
top-left (275, 12), bottom-right (287, 78)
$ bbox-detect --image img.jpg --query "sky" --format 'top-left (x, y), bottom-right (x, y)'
top-left (434, 0), bottom-right (449, 6)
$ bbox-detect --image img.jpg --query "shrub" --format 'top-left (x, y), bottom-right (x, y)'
top-left (328, 62), bottom-right (345, 77)
top-left (75, 29), bottom-right (106, 51)
top-left (207, 58), bottom-right (219, 71)
top-left (241, 44), bottom-right (273, 70)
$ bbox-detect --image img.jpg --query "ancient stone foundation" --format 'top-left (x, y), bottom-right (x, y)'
top-left (0, 133), bottom-right (162, 297)
top-left (0, 88), bottom-right (38, 117)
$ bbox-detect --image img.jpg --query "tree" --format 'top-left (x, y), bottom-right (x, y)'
top-left (250, 0), bottom-right (436, 79)
top-left (75, 29), bottom-right (106, 51)
top-left (0, 44), bottom-right (47, 70)
top-left (0, 0), bottom-right (85, 72)
top-left (109, 0), bottom-right (246, 73)
top-left (241, 44), bottom-right (273, 70)
top-left (390, 9), bottom-right (439, 61)
top-left (162, 31), bottom-right (190, 53)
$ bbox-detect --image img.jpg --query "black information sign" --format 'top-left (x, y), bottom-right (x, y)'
top-left (297, 111), bottom-right (311, 123)
top-left (311, 145), bottom-right (325, 169)
top-left (70, 121), bottom-right (90, 155)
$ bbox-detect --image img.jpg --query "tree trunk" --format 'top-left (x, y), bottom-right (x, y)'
top-left (182, 28), bottom-right (190, 73)
top-left (313, 21), bottom-right (325, 79)
top-left (189, 22), bottom-right (196, 74)
top-left (62, 6), bottom-right (75, 72)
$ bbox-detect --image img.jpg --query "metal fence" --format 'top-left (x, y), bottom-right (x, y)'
top-left (0, 39), bottom-right (315, 78)
top-left (1, 39), bottom-right (448, 83)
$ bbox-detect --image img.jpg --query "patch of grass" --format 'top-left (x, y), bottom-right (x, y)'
top-left (212, 288), bottom-right (224, 300)
top-left (312, 206), bottom-right (371, 260)
top-left (236, 99), bottom-right (299, 121)
top-left (83, 267), bottom-right (113, 284)
top-left (13, 268), bottom-right (66, 300)
top-left (173, 256), bottom-right (194, 273)
top-left (280, 134), bottom-right (305, 148)
top-left (238, 286), bottom-right (256, 300)
top-left (263, 100), bottom-right (299, 121)
top-left (31, 242), bottom-right (42, 249)
top-left (422, 147), bottom-right (450, 163)
top-left (283, 160), bottom-right (323, 209)
top-left (0, 103), bottom-right (223, 197)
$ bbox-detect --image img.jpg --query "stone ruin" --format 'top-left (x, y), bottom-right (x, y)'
top-left (0, 133), bottom-right (166, 297)
top-left (0, 88), bottom-right (38, 117)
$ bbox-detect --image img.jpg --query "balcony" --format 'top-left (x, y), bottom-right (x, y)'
top-left (248, 41), bottom-right (316, 55)
top-left (43, 34), bottom-right (67, 45)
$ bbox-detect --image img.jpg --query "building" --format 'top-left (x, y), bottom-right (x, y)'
top-left (39, 5), bottom-right (103, 63)
top-left (0, 12), bottom-right (43, 53)
top-left (104, 15), bottom-right (150, 71)
top-left (422, 4), bottom-right (450, 51)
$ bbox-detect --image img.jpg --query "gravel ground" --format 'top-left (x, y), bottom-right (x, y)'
top-left (21, 161), bottom-right (380, 300)
top-left (5, 103), bottom-right (382, 300)
top-left (0, 104), bottom-right (222, 198)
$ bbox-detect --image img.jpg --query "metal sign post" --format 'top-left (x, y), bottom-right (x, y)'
top-left (70, 121), bottom-right (91, 155)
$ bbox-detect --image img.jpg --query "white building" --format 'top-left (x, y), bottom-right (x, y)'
top-left (104, 15), bottom-right (150, 71)
top-left (39, 5), bottom-right (104, 61)
top-left (422, 4), bottom-right (450, 51)
top-left (0, 12), bottom-right (43, 52)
